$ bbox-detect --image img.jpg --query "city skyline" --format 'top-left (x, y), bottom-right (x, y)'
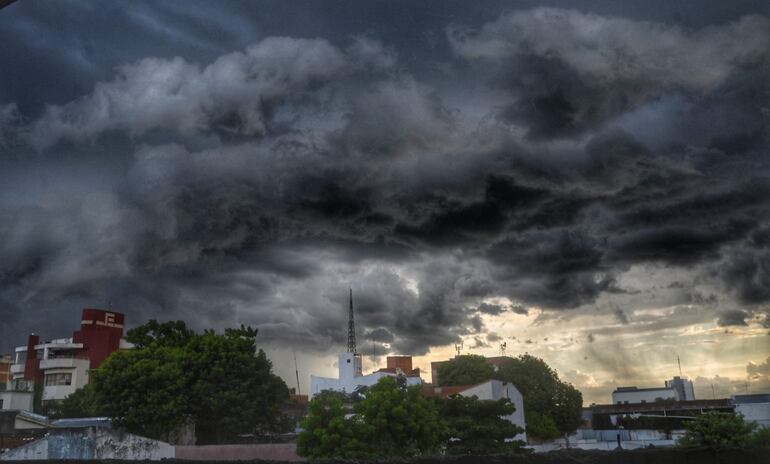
top-left (1, 0), bottom-right (769, 405)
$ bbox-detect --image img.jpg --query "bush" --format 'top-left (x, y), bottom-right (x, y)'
top-left (679, 412), bottom-right (757, 447)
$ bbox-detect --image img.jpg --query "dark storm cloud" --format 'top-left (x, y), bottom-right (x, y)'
top-left (1, 2), bottom-right (770, 354)
top-left (717, 309), bottom-right (750, 327)
top-left (449, 8), bottom-right (770, 139)
top-left (477, 302), bottom-right (506, 315)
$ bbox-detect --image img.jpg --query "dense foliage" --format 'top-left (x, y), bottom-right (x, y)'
top-left (679, 412), bottom-right (759, 447)
top-left (436, 354), bottom-right (583, 440)
top-left (296, 391), bottom-right (366, 458)
top-left (59, 320), bottom-right (290, 444)
top-left (437, 355), bottom-right (496, 386)
top-left (439, 394), bottom-right (526, 455)
top-left (299, 376), bottom-right (529, 459)
top-left (299, 377), bottom-right (446, 458)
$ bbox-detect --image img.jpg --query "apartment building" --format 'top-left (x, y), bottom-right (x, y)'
top-left (3, 308), bottom-right (132, 408)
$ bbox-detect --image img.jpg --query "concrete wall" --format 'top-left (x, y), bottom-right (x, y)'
top-left (612, 388), bottom-right (676, 404)
top-left (0, 428), bottom-right (174, 461)
top-left (459, 380), bottom-right (527, 442)
top-left (0, 435), bottom-right (49, 459)
top-left (0, 391), bottom-right (33, 411)
top-left (175, 443), bottom-right (303, 461)
top-left (95, 429), bottom-right (175, 460)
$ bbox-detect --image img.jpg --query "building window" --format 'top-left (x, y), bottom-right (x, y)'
top-left (44, 373), bottom-right (72, 386)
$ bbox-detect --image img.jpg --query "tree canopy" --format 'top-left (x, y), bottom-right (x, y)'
top-left (298, 377), bottom-right (532, 459)
top-left (125, 319), bottom-right (195, 348)
top-left (297, 391), bottom-right (366, 459)
top-left (497, 355), bottom-right (583, 439)
top-left (299, 377), bottom-right (447, 458)
top-left (66, 320), bottom-right (290, 444)
top-left (439, 394), bottom-right (526, 455)
top-left (437, 354), bottom-right (495, 386)
top-left (435, 354), bottom-right (583, 440)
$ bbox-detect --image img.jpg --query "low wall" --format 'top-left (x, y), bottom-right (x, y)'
top-left (0, 428), bottom-right (174, 461)
top-left (2, 445), bottom-right (768, 463)
top-left (175, 443), bottom-right (303, 461)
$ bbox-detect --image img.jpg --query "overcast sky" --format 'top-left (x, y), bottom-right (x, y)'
top-left (1, 0), bottom-right (769, 404)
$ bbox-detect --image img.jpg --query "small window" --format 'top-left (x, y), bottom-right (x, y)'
top-left (346, 359), bottom-right (351, 363)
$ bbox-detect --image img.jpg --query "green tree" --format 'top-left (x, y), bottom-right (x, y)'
top-left (125, 319), bottom-right (194, 348)
top-left (439, 394), bottom-right (526, 455)
top-left (437, 355), bottom-right (496, 387)
top-left (679, 412), bottom-right (758, 447)
top-left (297, 391), bottom-right (367, 459)
top-left (495, 354), bottom-right (583, 440)
top-left (89, 320), bottom-right (289, 443)
top-left (525, 411), bottom-right (561, 440)
top-left (355, 376), bottom-right (447, 457)
top-left (551, 382), bottom-right (584, 439)
top-left (298, 377), bottom-right (446, 459)
top-left (748, 426), bottom-right (770, 448)
top-left (183, 329), bottom-right (290, 443)
top-left (91, 344), bottom-right (189, 440)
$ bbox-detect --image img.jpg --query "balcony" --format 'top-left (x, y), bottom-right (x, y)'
top-left (10, 363), bottom-right (25, 375)
top-left (39, 358), bottom-right (79, 370)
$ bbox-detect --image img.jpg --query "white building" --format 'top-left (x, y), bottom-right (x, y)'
top-left (612, 386), bottom-right (677, 404)
top-left (665, 376), bottom-right (695, 401)
top-left (10, 338), bottom-right (93, 403)
top-left (310, 352), bottom-right (422, 397)
top-left (733, 394), bottom-right (770, 428)
top-left (612, 376), bottom-right (696, 404)
top-left (5, 309), bottom-right (133, 407)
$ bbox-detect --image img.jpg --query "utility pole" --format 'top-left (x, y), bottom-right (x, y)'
top-left (293, 350), bottom-right (301, 395)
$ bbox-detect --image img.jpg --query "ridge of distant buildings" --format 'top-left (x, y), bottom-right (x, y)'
top-left (612, 376), bottom-right (695, 404)
top-left (0, 302), bottom-right (768, 458)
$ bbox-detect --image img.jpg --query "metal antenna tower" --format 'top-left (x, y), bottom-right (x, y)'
top-left (347, 288), bottom-right (357, 353)
top-left (455, 342), bottom-right (463, 356)
top-left (500, 342), bottom-right (507, 357)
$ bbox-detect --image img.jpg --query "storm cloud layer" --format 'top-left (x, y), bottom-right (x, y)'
top-left (1, 0), bottom-right (769, 380)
